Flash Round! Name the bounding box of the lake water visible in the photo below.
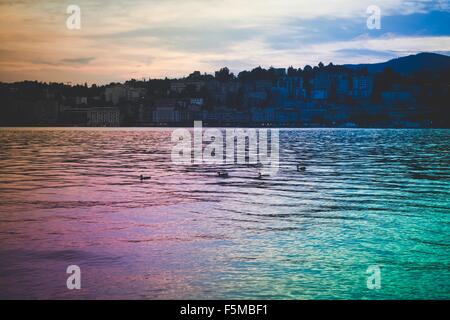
[0,128,449,299]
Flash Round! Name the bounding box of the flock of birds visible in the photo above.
[139,164,306,181]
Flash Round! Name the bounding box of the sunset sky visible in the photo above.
[0,0,449,84]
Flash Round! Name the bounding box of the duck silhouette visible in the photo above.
[258,172,270,179]
[297,164,306,172]
[140,174,151,181]
[217,171,229,178]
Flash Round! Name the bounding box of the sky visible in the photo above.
[0,0,449,84]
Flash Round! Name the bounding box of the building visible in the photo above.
[87,107,120,126]
[205,80,240,105]
[246,91,268,107]
[251,107,275,123]
[311,89,328,100]
[312,73,332,91]
[152,107,180,123]
[138,104,153,124]
[104,85,146,105]
[351,76,373,98]
[105,85,128,105]
[335,74,350,97]
[154,98,178,109]
[254,80,273,91]
[190,98,204,106]
[59,106,89,126]
[275,108,300,125]
[310,73,332,101]
[276,76,304,100]
[170,80,205,93]
[127,87,146,101]
[381,90,415,106]
[33,100,59,124]
[75,96,88,105]
[202,107,250,124]
[273,68,286,77]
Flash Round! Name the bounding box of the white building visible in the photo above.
[87,107,120,126]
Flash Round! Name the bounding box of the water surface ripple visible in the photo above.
[0,128,449,299]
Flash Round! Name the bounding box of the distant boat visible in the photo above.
[297,164,306,172]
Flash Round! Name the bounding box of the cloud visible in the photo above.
[95,25,258,53]
[60,57,95,65]
[0,0,449,83]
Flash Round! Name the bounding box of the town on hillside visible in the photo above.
[1,53,449,128]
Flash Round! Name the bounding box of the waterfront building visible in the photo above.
[251,107,275,123]
[87,107,120,126]
[152,106,180,124]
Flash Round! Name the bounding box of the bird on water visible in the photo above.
[217,171,229,178]
[258,172,270,179]
[140,174,151,181]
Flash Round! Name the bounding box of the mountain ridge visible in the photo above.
[343,52,450,74]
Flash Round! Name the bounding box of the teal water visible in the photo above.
[0,128,449,299]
